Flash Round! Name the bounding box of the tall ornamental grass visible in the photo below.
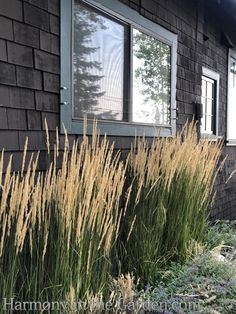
[0,120,225,306]
[121,121,224,284]
[0,121,129,302]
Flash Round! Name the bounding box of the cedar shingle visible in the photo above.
[16,66,42,90]
[49,14,59,35]
[41,111,59,130]
[34,49,59,73]
[0,62,16,86]
[9,87,35,109]
[40,30,51,52]
[7,42,34,68]
[0,0,23,21]
[0,16,13,40]
[0,130,19,151]
[24,3,50,31]
[43,72,59,93]
[35,91,59,112]
[0,108,8,129]
[27,110,42,130]
[48,0,59,16]
[14,21,39,48]
[19,130,45,150]
[28,0,48,10]
[0,85,10,107]
[0,40,7,62]
[7,108,27,130]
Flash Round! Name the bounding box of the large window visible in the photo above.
[227,50,236,145]
[201,67,219,137]
[61,0,177,136]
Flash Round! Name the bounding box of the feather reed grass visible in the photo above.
[0,119,225,307]
[120,121,224,284]
[0,120,129,303]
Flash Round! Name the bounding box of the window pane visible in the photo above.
[228,57,236,139]
[132,28,171,125]
[206,98,213,116]
[202,107,206,130]
[206,81,213,99]
[202,79,206,98]
[201,76,215,134]
[206,115,212,133]
[73,2,125,120]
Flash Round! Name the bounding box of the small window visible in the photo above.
[61,0,177,136]
[201,67,219,137]
[227,50,236,145]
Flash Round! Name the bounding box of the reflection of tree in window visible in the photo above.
[133,29,171,125]
[73,2,124,120]
[74,4,104,117]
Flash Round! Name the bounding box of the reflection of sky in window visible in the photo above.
[132,28,171,125]
[228,57,236,139]
[73,4,124,120]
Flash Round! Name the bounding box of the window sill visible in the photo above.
[61,119,175,137]
[226,139,236,146]
[200,133,223,142]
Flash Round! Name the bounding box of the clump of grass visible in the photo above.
[121,121,224,284]
[206,220,236,249]
[0,120,129,302]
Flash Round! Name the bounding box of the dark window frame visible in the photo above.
[60,0,177,136]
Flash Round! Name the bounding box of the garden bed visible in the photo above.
[109,221,236,314]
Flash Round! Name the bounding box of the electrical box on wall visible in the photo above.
[194,102,203,120]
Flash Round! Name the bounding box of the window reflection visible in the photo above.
[132,28,171,125]
[73,2,125,120]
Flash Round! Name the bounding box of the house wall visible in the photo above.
[0,0,235,218]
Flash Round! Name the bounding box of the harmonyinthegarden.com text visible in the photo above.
[1,298,203,312]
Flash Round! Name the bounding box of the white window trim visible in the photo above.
[60,0,178,137]
[227,49,236,146]
[201,67,220,139]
